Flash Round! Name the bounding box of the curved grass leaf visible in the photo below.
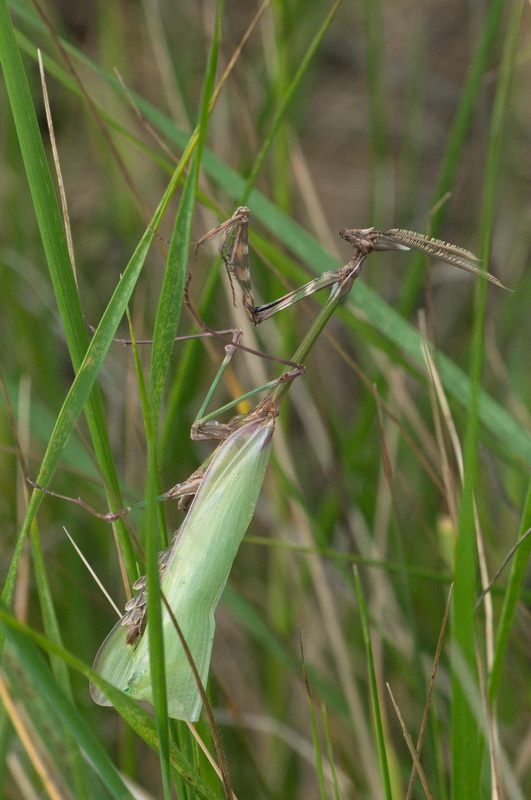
[0,603,222,800]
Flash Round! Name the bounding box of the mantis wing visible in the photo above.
[91,415,275,721]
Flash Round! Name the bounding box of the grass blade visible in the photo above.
[144,6,222,795]
[354,568,392,799]
[0,603,222,799]
[450,4,524,797]
[0,612,134,799]
[240,0,343,203]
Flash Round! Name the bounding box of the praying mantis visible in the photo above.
[90,402,281,720]
[35,207,504,721]
[196,206,505,327]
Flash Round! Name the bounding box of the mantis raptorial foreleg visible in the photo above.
[195,205,255,320]
[196,208,506,327]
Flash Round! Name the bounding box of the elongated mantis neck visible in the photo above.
[272,254,365,406]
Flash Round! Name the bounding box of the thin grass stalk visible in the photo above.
[268,1,293,214]
[320,704,341,800]
[301,636,330,800]
[354,568,393,799]
[484,0,529,703]
[142,6,223,796]
[361,0,391,226]
[489,481,531,702]
[240,0,343,204]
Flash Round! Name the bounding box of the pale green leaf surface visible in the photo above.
[91,417,275,720]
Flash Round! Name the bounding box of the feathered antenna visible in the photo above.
[376,228,508,289]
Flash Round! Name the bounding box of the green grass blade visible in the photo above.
[361,0,390,226]
[0,7,141,792]
[449,170,483,800]
[321,704,341,800]
[451,4,524,797]
[0,0,138,589]
[0,604,222,799]
[148,34,218,419]
[3,229,154,617]
[354,568,393,799]
[144,7,222,795]
[301,649,329,800]
[489,478,531,701]
[1,612,134,799]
